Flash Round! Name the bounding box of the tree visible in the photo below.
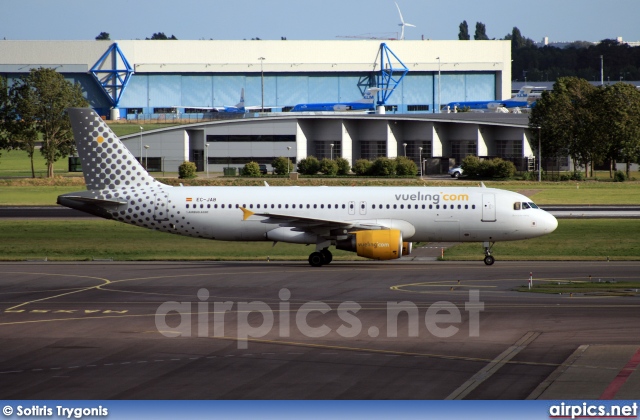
[10,68,88,177]
[147,32,177,40]
[530,77,598,177]
[95,32,110,40]
[590,83,640,178]
[335,157,351,175]
[271,156,293,175]
[0,76,10,153]
[458,21,470,40]
[241,161,262,177]
[474,22,489,40]
[297,156,320,175]
[319,158,338,176]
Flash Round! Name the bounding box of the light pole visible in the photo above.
[144,145,149,170]
[403,142,407,157]
[436,57,441,113]
[537,126,542,182]
[286,146,292,174]
[258,57,265,112]
[205,143,209,178]
[419,146,423,177]
[330,143,334,160]
[139,126,143,164]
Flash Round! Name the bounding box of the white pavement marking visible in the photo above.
[527,344,590,400]
[446,331,541,400]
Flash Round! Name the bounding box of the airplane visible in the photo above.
[445,86,541,112]
[289,88,381,113]
[58,108,558,267]
[175,88,261,114]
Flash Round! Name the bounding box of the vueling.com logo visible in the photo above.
[394,191,470,204]
[357,241,390,249]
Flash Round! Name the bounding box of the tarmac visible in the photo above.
[1,259,639,399]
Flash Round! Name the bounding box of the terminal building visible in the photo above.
[1,39,541,173]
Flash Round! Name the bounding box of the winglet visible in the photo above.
[480,182,487,188]
[240,207,255,221]
[264,181,270,187]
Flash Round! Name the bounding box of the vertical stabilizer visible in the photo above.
[67,108,159,191]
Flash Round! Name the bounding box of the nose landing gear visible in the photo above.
[483,241,495,266]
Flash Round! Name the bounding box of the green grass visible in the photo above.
[443,219,640,261]
[0,220,360,261]
[0,218,637,262]
[107,123,181,137]
[0,149,70,177]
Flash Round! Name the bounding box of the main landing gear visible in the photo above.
[309,248,332,267]
[483,241,495,266]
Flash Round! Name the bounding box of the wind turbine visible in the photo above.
[395,2,416,40]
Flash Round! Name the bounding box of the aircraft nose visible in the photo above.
[543,211,558,233]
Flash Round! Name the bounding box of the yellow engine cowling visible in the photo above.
[402,242,412,256]
[336,229,403,260]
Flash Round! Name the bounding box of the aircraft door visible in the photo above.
[348,201,355,215]
[481,194,496,222]
[153,194,169,221]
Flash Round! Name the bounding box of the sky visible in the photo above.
[1,0,639,43]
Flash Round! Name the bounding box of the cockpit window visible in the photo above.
[522,202,531,209]
[528,202,539,209]
[513,202,521,210]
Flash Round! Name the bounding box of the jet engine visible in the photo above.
[336,230,403,260]
[402,241,412,256]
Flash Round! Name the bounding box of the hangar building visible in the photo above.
[2,40,540,173]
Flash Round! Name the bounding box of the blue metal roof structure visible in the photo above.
[376,43,409,105]
[90,43,134,107]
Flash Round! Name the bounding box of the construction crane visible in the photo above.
[336,33,397,40]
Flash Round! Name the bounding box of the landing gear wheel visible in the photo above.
[308,252,324,267]
[483,255,495,266]
[320,249,333,265]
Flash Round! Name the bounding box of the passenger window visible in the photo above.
[307,204,311,209]
[285,204,289,209]
[186,204,189,208]
[328,204,332,209]
[472,205,476,209]
[221,204,225,208]
[458,205,461,209]
[422,205,426,209]
[514,202,521,210]
[200,204,204,209]
[278,204,281,209]
[436,205,440,209]
[208,204,211,209]
[464,205,468,209]
[292,204,295,209]
[271,204,275,209]
[443,205,447,209]
[350,203,354,209]
[393,204,397,209]
[429,204,433,209]
[372,204,375,209]
[314,204,317,209]
[321,204,324,209]
[342,204,345,209]
[249,204,253,209]
[386,204,390,209]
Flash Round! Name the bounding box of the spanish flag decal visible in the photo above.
[186,198,193,202]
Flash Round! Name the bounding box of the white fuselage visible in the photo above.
[103,185,557,244]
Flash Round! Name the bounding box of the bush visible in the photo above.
[613,170,626,182]
[352,159,372,176]
[335,157,351,175]
[370,157,396,176]
[319,158,339,175]
[460,156,515,179]
[241,161,262,177]
[272,156,293,175]
[178,161,197,179]
[460,155,481,178]
[493,158,516,178]
[297,156,320,175]
[394,156,418,176]
[570,171,584,181]
[521,171,534,181]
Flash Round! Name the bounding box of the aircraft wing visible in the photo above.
[240,208,390,231]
